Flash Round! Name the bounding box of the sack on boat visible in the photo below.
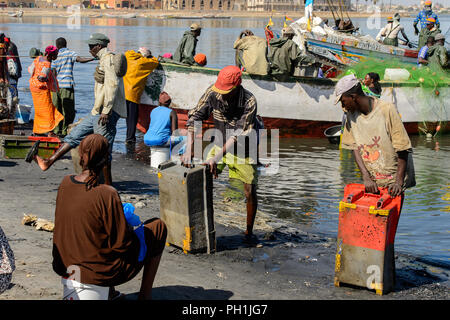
[112,53,127,78]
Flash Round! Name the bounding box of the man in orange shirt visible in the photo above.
[123,47,159,145]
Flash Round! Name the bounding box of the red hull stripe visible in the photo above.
[137,104,446,138]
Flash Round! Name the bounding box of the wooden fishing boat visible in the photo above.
[8,10,23,18]
[0,135,61,159]
[291,21,419,70]
[304,32,419,68]
[105,13,136,19]
[137,63,450,138]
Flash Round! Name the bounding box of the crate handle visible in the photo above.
[376,194,392,209]
[339,201,356,212]
[346,190,364,203]
[369,206,390,216]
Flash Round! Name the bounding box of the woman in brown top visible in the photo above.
[52,134,167,300]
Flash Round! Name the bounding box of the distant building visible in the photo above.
[6,0,36,7]
[246,0,352,12]
[162,0,236,10]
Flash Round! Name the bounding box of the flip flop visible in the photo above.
[109,290,125,301]
[25,140,40,163]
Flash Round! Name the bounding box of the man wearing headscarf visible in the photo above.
[123,47,159,145]
[414,1,440,35]
[267,26,314,76]
[376,14,411,47]
[173,23,201,66]
[181,66,260,243]
[33,33,126,186]
[52,134,167,300]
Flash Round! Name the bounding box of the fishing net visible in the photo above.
[340,57,450,87]
[340,57,449,136]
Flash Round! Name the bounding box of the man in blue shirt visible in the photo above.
[413,1,440,36]
[144,91,186,151]
[417,36,435,67]
[305,0,314,30]
[52,37,94,137]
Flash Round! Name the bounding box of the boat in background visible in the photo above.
[291,17,418,71]
[8,10,23,18]
[105,13,136,19]
[136,63,449,138]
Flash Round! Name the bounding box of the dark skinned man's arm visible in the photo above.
[353,149,378,194]
[389,150,408,197]
[76,56,95,63]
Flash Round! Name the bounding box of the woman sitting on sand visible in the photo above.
[28,45,63,137]
[52,134,167,300]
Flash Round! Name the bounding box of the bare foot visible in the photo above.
[35,155,50,171]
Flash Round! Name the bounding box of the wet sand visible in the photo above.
[0,149,448,300]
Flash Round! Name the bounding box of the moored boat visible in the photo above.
[137,63,450,138]
[8,10,23,18]
[291,18,419,70]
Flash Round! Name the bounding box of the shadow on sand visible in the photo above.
[0,160,17,167]
[113,180,158,195]
[123,285,234,300]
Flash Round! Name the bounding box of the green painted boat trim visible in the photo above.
[0,135,61,159]
[159,62,450,88]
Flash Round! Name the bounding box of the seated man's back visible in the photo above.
[234,35,269,76]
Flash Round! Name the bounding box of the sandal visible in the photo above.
[109,289,124,301]
[25,140,40,163]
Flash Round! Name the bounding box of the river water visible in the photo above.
[0,14,448,267]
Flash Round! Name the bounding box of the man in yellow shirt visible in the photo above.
[124,47,159,145]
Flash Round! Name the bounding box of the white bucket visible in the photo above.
[384,68,411,81]
[150,146,170,168]
[61,278,109,300]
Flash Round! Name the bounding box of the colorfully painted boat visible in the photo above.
[304,33,419,68]
[137,63,450,138]
[291,21,419,69]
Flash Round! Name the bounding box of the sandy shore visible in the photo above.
[0,137,449,300]
[1,7,416,19]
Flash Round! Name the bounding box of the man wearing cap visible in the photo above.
[52,37,95,137]
[34,33,127,186]
[417,18,441,50]
[181,65,260,243]
[267,26,313,76]
[428,34,449,73]
[336,74,414,199]
[173,24,201,66]
[376,14,411,47]
[414,1,440,36]
[123,47,159,146]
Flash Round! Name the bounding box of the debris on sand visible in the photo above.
[22,214,54,232]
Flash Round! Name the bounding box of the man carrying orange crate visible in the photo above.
[335,74,415,201]
[333,74,416,295]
